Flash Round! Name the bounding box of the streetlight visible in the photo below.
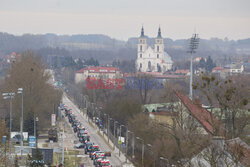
[114,121,118,149]
[147,144,155,167]
[2,92,15,159]
[119,124,124,156]
[127,130,135,159]
[160,156,169,167]
[17,88,24,159]
[136,136,144,167]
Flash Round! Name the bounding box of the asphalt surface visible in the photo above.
[62,94,123,167]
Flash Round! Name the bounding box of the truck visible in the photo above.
[48,128,58,142]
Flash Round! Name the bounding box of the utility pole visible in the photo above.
[188,33,199,100]
[136,137,144,167]
[62,122,64,165]
[119,125,124,156]
[17,88,24,159]
[2,92,15,160]
[125,129,128,163]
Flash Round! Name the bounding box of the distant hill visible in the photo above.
[0,32,125,54]
[0,32,249,64]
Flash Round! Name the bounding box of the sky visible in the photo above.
[0,0,249,40]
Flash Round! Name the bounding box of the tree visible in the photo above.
[1,51,62,134]
[199,58,206,69]
[193,74,249,139]
[27,148,44,167]
[205,56,216,72]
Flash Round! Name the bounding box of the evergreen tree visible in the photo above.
[27,148,45,167]
[199,58,206,69]
[205,56,216,72]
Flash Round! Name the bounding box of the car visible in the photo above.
[74,143,85,149]
[84,142,93,154]
[94,157,105,166]
[99,159,112,167]
[11,133,23,144]
[89,145,100,159]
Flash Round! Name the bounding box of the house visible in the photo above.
[75,66,123,84]
[174,69,190,76]
[6,52,21,63]
[174,90,223,135]
[224,64,244,74]
[143,103,177,125]
[187,137,250,167]
[212,66,225,73]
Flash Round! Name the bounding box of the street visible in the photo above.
[62,93,123,167]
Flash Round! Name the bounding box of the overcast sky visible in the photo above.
[0,0,249,40]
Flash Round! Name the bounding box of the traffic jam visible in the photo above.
[62,105,112,167]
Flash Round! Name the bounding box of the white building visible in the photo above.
[75,66,123,84]
[136,27,173,73]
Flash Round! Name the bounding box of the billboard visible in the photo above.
[29,136,36,147]
[51,114,56,126]
[11,132,28,141]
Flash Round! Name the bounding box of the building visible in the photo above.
[224,64,244,74]
[136,27,173,73]
[6,52,21,63]
[75,66,123,83]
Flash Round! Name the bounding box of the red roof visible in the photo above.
[77,66,122,73]
[212,66,224,72]
[174,90,223,135]
[175,69,190,74]
[124,72,185,79]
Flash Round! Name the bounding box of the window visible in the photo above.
[157,54,159,58]
[148,61,151,71]
[140,54,142,58]
[140,63,142,68]
[157,46,159,52]
[140,45,142,52]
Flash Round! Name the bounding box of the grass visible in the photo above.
[52,150,81,166]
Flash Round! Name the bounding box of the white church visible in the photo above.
[136,27,173,73]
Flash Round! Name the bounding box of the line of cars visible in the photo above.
[63,105,112,167]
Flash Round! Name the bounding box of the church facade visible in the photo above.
[136,27,173,73]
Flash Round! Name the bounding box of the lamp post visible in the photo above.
[160,156,169,167]
[119,124,124,156]
[136,137,144,167]
[108,117,113,143]
[147,144,155,167]
[2,92,15,159]
[114,121,118,145]
[127,130,135,159]
[17,88,24,159]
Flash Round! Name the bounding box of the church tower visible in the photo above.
[154,27,164,59]
[137,26,147,71]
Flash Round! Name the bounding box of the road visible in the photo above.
[62,94,123,167]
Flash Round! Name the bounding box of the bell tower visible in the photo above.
[154,27,164,59]
[137,26,147,72]
[138,26,147,58]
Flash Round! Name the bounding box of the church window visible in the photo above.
[148,61,151,71]
[140,63,142,68]
[140,45,142,52]
[140,54,142,58]
[157,46,159,52]
[157,54,159,58]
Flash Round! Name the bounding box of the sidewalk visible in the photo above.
[87,116,134,167]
